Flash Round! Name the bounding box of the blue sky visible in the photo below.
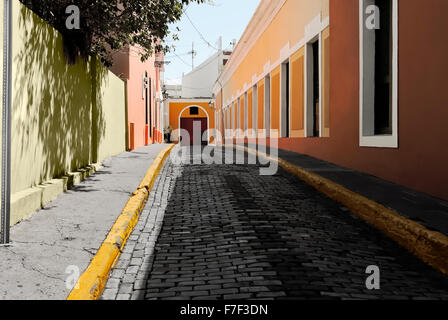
[163,0,261,84]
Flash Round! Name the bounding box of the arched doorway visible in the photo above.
[178,105,210,146]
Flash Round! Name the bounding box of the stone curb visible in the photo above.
[233,144,448,275]
[67,144,175,300]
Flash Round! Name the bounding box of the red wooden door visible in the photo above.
[180,118,208,146]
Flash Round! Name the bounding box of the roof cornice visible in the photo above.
[216,0,287,89]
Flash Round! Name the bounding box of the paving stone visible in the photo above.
[105,278,121,289]
[116,293,131,300]
[101,289,118,300]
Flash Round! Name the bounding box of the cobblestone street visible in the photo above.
[102,146,448,300]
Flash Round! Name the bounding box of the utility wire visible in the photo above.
[172,51,192,68]
[184,11,219,51]
[164,52,191,59]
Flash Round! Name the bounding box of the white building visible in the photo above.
[161,41,232,131]
[181,49,232,99]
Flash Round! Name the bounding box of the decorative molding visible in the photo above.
[280,42,291,63]
[218,0,287,86]
[223,13,330,107]
[305,13,322,42]
[167,98,212,104]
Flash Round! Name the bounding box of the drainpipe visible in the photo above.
[1,0,12,244]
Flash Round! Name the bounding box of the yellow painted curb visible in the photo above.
[67,144,175,300]
[232,144,448,275]
[138,144,175,190]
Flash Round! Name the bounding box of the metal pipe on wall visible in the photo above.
[1,0,12,244]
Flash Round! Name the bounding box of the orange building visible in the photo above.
[213,0,448,201]
[214,0,330,140]
[166,99,216,145]
[110,46,164,150]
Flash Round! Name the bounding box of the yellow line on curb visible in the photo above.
[232,144,448,275]
[67,144,175,300]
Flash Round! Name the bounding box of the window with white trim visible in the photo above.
[264,75,271,137]
[305,37,321,138]
[244,92,248,133]
[359,0,398,148]
[281,59,290,138]
[253,84,258,133]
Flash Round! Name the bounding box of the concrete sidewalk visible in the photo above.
[244,143,448,237]
[0,144,168,300]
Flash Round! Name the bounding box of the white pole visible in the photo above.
[1,0,12,244]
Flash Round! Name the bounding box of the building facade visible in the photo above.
[166,99,216,145]
[163,48,229,145]
[181,49,232,99]
[110,46,164,150]
[213,0,448,201]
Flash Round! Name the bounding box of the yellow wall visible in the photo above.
[97,70,127,161]
[290,47,305,137]
[240,95,245,131]
[247,88,253,130]
[218,0,330,139]
[257,79,264,134]
[223,0,329,103]
[271,66,280,134]
[234,101,238,130]
[11,1,126,194]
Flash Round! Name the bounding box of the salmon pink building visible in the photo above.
[213,0,448,201]
[110,46,164,150]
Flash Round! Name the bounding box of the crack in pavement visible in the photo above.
[5,247,65,283]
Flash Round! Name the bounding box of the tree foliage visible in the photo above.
[19,0,204,66]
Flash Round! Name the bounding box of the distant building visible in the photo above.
[162,43,231,144]
[181,50,232,99]
[109,46,165,150]
[164,84,182,99]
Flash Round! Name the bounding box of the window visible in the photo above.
[360,0,398,148]
[244,92,248,133]
[148,78,152,137]
[281,60,290,138]
[237,98,241,132]
[190,107,199,115]
[312,41,320,137]
[257,80,265,135]
[264,75,271,137]
[290,48,305,137]
[247,90,253,134]
[305,36,321,138]
[253,85,258,132]
[144,73,148,125]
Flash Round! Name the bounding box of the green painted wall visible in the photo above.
[96,64,127,162]
[10,1,126,194]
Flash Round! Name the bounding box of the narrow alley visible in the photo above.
[101,146,448,300]
[2,0,448,308]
